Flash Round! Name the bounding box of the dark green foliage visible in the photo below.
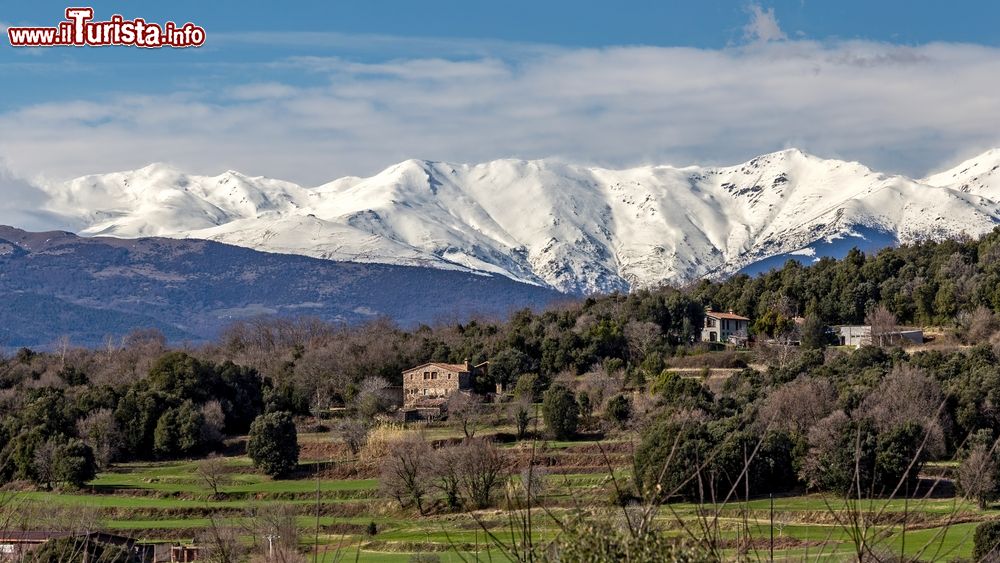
[695,229,1000,327]
[215,361,264,434]
[542,384,579,440]
[874,422,927,495]
[57,365,88,386]
[974,521,1000,561]
[153,401,205,458]
[634,416,797,501]
[604,394,632,427]
[489,347,534,391]
[799,313,828,350]
[52,438,98,487]
[247,411,299,478]
[802,417,926,497]
[633,418,713,500]
[512,373,547,402]
[148,352,216,402]
[652,371,714,411]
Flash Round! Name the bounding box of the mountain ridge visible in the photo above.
[33,148,1000,294]
[0,226,565,348]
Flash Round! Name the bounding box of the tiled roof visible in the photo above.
[705,310,750,321]
[403,361,469,373]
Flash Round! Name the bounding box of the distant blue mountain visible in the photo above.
[0,227,567,348]
[739,227,899,277]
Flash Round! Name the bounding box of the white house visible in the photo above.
[701,310,750,344]
[836,326,923,347]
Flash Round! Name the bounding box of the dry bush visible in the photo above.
[857,363,947,456]
[360,422,409,462]
[380,435,433,514]
[336,418,369,456]
[758,375,837,436]
[961,306,999,344]
[667,350,748,369]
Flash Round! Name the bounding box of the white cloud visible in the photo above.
[744,4,787,43]
[0,164,68,231]
[1,40,999,188]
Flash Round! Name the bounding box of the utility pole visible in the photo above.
[769,493,774,562]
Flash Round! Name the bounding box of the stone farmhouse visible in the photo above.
[701,309,750,344]
[402,360,488,407]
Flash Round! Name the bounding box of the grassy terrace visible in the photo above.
[1,423,986,562]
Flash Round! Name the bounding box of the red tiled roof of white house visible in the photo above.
[705,310,750,321]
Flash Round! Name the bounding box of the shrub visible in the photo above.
[247,411,299,478]
[542,384,579,440]
[975,521,1000,561]
[604,394,632,427]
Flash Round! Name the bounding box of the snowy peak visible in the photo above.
[921,149,1000,198]
[33,149,1000,294]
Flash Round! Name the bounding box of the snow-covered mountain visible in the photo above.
[38,149,1000,294]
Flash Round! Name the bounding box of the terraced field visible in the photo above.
[1,427,989,561]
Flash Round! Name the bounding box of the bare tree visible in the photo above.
[248,503,302,563]
[799,410,851,491]
[758,375,837,437]
[519,464,547,503]
[457,438,509,510]
[431,445,464,511]
[447,391,482,439]
[857,363,947,455]
[380,435,432,514]
[76,408,121,469]
[963,305,998,344]
[33,439,59,490]
[957,443,999,509]
[624,321,661,363]
[336,418,369,457]
[866,304,898,347]
[196,454,232,499]
[200,400,226,446]
[199,514,245,563]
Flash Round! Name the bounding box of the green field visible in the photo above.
[1,421,989,562]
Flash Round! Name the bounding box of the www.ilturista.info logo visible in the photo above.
[7,8,206,48]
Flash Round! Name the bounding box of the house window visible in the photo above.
[432,372,438,380]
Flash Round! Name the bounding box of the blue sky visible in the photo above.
[1,1,1000,190]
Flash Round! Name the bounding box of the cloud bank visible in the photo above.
[1,40,1000,186]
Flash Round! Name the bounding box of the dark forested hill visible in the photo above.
[0,227,567,347]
